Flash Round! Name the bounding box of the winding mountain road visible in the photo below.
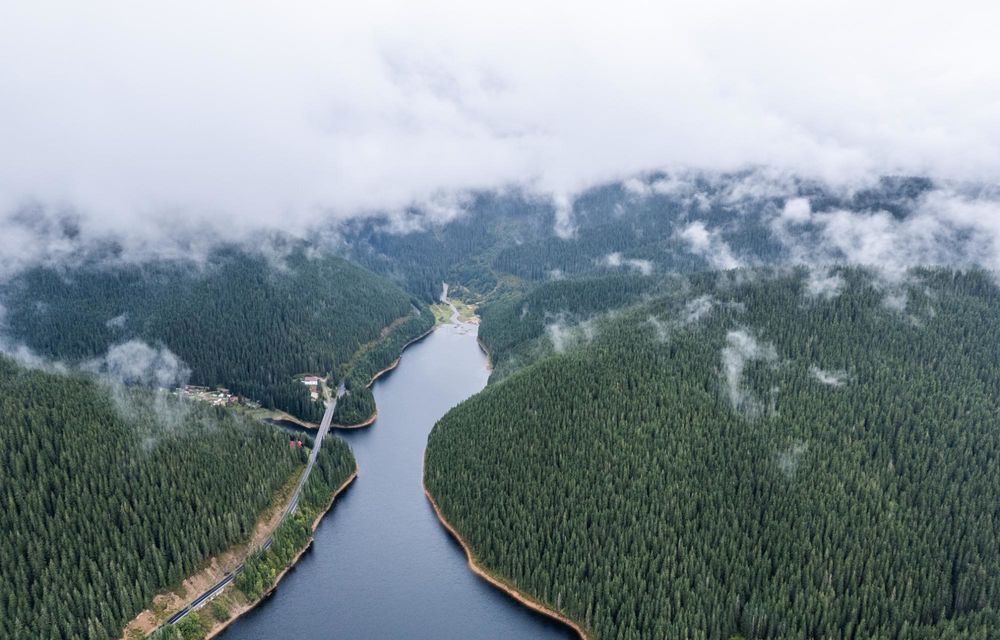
[160,391,340,630]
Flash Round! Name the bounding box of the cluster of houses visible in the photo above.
[175,385,259,409]
[173,376,324,410]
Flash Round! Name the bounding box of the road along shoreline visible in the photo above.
[140,395,343,638]
[203,467,358,639]
[421,476,588,640]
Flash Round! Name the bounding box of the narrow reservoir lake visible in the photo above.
[223,322,575,639]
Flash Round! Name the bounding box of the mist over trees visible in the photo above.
[426,268,1000,639]
[3,169,1000,639]
[1,2,997,636]
[339,172,999,303]
[0,356,350,640]
[0,247,423,422]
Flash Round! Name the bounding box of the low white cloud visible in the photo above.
[552,193,577,240]
[721,328,777,414]
[0,331,199,447]
[776,441,808,478]
[105,313,128,329]
[82,340,191,389]
[775,189,1000,279]
[646,315,670,342]
[0,340,68,374]
[623,177,652,198]
[780,197,812,224]
[0,302,67,372]
[0,1,996,275]
[809,366,848,387]
[600,252,654,275]
[602,252,624,267]
[545,313,598,353]
[678,221,742,270]
[881,287,910,312]
[645,293,717,342]
[804,267,845,299]
[682,294,715,324]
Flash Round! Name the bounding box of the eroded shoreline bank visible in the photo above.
[332,325,435,429]
[421,480,588,640]
[202,467,359,639]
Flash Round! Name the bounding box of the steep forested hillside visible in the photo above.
[0,357,354,640]
[150,432,356,640]
[477,273,662,378]
[1,247,426,421]
[426,268,1000,639]
[331,306,434,425]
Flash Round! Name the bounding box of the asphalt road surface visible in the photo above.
[160,394,338,629]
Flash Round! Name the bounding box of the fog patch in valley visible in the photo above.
[0,328,203,447]
[82,340,191,389]
[645,293,719,342]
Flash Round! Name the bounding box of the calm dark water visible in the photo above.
[223,323,575,639]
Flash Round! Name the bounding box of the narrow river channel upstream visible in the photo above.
[223,322,576,639]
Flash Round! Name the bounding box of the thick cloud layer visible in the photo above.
[1,0,997,264]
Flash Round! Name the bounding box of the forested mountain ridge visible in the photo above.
[2,168,996,640]
[426,267,1000,639]
[0,356,355,640]
[0,246,428,422]
[476,273,664,379]
[338,172,961,303]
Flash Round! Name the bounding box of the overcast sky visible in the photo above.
[1,0,998,247]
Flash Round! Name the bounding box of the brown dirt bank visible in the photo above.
[203,467,359,639]
[422,481,588,640]
[332,325,436,429]
[476,338,493,372]
[332,409,378,430]
[122,467,307,639]
[366,326,436,389]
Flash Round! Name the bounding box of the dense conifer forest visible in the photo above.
[0,247,424,421]
[331,307,434,425]
[426,268,1000,639]
[235,440,355,601]
[0,356,355,640]
[150,432,357,640]
[2,170,994,639]
[477,273,662,378]
[339,173,938,303]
